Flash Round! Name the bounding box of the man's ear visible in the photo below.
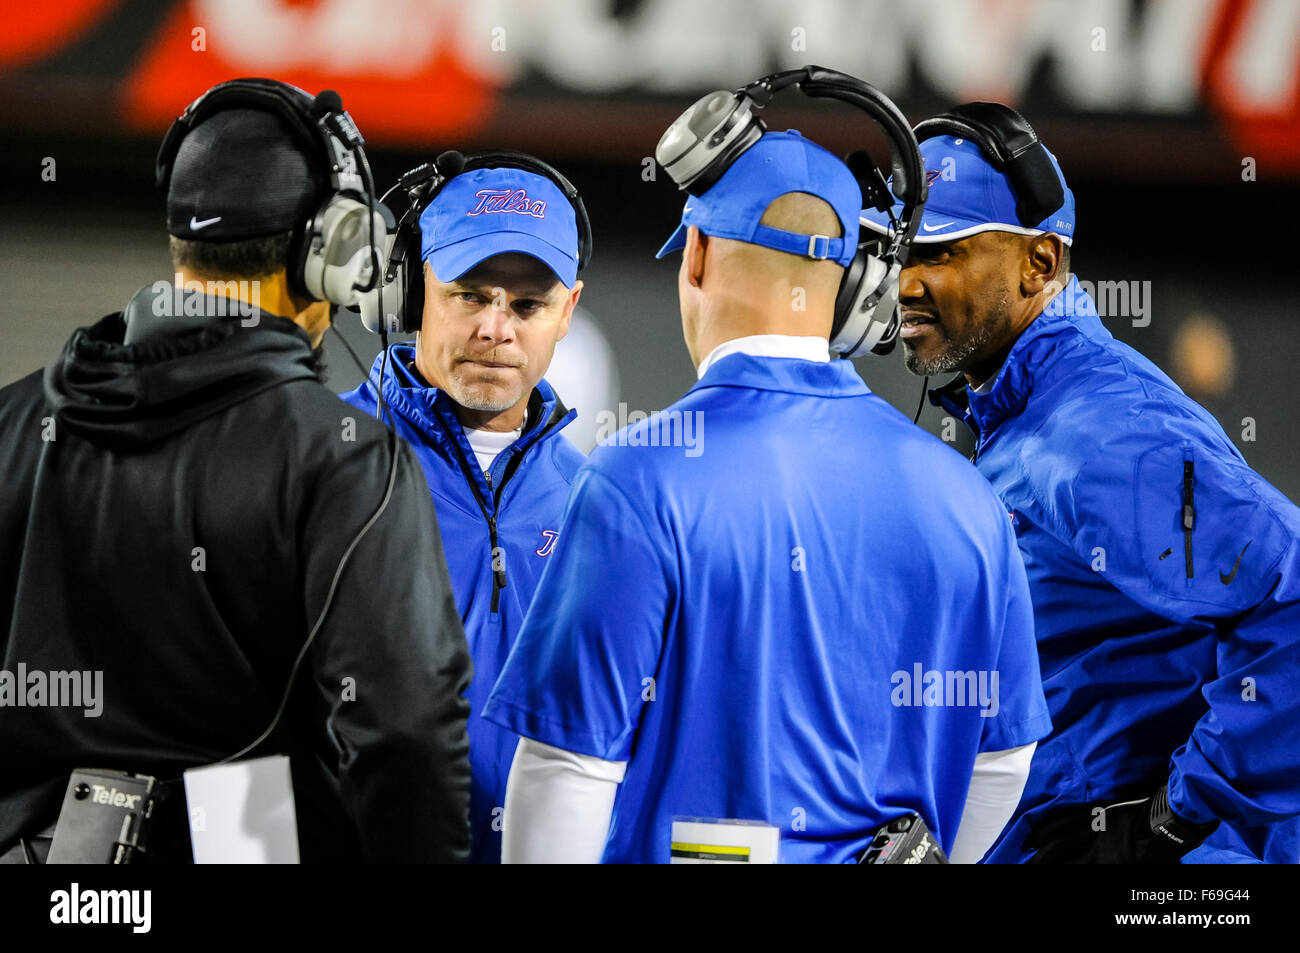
[1022,233,1063,297]
[683,226,708,289]
[556,279,581,343]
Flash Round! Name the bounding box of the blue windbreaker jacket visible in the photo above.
[340,343,584,863]
[930,276,1300,864]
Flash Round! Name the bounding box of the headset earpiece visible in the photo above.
[655,90,766,196]
[833,254,901,358]
[296,197,391,306]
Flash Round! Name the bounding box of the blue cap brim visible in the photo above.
[656,221,689,259]
[861,207,1074,245]
[429,231,578,287]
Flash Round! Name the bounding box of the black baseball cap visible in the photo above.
[165,105,327,242]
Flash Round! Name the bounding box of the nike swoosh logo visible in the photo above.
[1220,541,1252,584]
[189,215,222,230]
[921,221,954,231]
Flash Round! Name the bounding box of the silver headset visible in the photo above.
[156,78,389,309]
[656,66,927,358]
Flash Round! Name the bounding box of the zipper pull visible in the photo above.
[1181,460,1196,579]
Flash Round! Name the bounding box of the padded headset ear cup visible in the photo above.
[831,252,898,358]
[298,196,385,306]
[286,203,324,301]
[684,117,764,197]
[402,253,426,333]
[832,250,870,340]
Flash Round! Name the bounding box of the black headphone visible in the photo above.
[653,65,927,358]
[356,149,592,334]
[156,77,390,307]
[912,101,1064,229]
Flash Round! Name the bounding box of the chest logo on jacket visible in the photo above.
[536,530,559,557]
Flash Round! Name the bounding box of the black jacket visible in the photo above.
[0,290,472,862]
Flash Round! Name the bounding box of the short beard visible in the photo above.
[444,348,526,413]
[901,285,1011,377]
[447,385,518,413]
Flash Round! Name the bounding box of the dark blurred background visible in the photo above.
[2,0,1297,496]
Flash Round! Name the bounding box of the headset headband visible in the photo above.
[912,102,1064,229]
[389,149,591,272]
[155,78,365,201]
[738,66,927,256]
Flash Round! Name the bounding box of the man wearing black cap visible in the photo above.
[0,79,472,863]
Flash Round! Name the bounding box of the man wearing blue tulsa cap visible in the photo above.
[483,129,1052,863]
[863,102,1300,864]
[339,157,587,864]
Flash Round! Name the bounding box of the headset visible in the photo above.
[653,65,927,358]
[355,149,592,335]
[156,77,390,308]
[912,101,1064,230]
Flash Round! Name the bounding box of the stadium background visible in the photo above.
[2,0,1297,497]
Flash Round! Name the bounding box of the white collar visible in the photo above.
[696,334,831,380]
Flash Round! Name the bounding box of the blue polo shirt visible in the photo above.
[485,353,1051,863]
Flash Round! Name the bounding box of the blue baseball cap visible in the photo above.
[656,130,861,269]
[860,135,1075,245]
[420,167,579,287]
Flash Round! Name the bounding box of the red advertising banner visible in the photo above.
[3,0,1299,176]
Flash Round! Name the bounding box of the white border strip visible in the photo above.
[860,217,1074,246]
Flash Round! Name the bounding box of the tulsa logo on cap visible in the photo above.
[467,188,548,218]
[421,167,579,286]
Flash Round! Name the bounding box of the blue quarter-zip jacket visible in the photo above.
[930,277,1300,864]
[340,343,584,863]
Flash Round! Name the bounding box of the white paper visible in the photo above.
[184,755,300,864]
[669,817,780,864]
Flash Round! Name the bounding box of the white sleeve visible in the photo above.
[500,737,627,864]
[948,742,1036,864]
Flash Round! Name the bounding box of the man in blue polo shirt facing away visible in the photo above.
[484,130,1053,864]
[340,160,586,863]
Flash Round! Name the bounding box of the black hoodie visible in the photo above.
[0,289,472,862]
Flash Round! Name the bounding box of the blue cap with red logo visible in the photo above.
[420,167,580,287]
[860,134,1075,245]
[656,130,861,269]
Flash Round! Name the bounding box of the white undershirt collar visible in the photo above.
[466,410,526,474]
[695,334,831,380]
